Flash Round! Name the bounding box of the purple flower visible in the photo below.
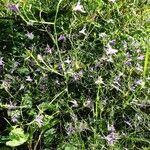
[73,70,83,81]
[58,63,63,73]
[134,79,145,88]
[26,32,34,40]
[10,110,20,123]
[45,44,52,53]
[8,101,17,110]
[66,123,75,135]
[106,132,117,145]
[109,40,116,46]
[35,115,44,127]
[137,54,144,60]
[124,53,132,65]
[11,114,20,123]
[58,35,65,42]
[106,44,118,55]
[134,79,144,86]
[106,125,118,145]
[0,57,4,66]
[95,63,101,69]
[8,3,19,12]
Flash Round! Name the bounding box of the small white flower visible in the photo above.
[108,124,115,132]
[95,76,104,85]
[45,44,52,53]
[70,100,78,107]
[26,76,33,82]
[73,1,85,13]
[83,98,93,108]
[137,54,144,60]
[79,26,86,35]
[19,84,25,90]
[37,54,43,62]
[26,32,34,40]
[64,58,71,64]
[106,44,118,55]
[99,32,107,38]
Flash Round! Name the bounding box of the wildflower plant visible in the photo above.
[0,0,150,149]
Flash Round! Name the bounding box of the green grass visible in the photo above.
[0,0,150,149]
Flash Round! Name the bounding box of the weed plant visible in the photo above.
[0,0,150,150]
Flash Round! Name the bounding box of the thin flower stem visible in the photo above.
[30,52,64,76]
[34,131,43,150]
[53,0,65,74]
[143,46,149,77]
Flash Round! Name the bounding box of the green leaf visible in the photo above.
[6,127,29,147]
[17,67,29,74]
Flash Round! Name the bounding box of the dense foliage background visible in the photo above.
[0,0,150,149]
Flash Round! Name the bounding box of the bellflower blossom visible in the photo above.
[73,70,83,81]
[70,100,78,108]
[66,123,75,135]
[8,3,19,12]
[35,115,44,127]
[95,76,104,85]
[26,76,33,82]
[26,32,34,40]
[45,44,52,53]
[137,54,144,60]
[0,57,4,66]
[11,114,20,123]
[105,125,118,145]
[79,26,86,35]
[106,44,118,55]
[73,1,85,13]
[64,57,71,64]
[58,35,65,42]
